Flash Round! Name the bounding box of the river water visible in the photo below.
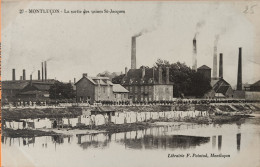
[2,114,260,167]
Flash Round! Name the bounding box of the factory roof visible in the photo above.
[75,76,113,86]
[121,68,173,85]
[112,84,129,93]
[210,78,232,96]
[250,80,260,87]
[198,65,211,70]
[2,81,30,90]
[2,79,56,90]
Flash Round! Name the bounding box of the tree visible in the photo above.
[49,81,76,100]
[112,74,125,84]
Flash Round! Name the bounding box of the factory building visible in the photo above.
[113,84,129,102]
[121,66,173,102]
[2,61,56,102]
[198,52,233,98]
[75,73,129,104]
[120,36,174,102]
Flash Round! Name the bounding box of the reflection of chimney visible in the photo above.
[213,43,218,78]
[125,67,128,75]
[23,69,26,80]
[218,135,222,151]
[44,61,47,81]
[42,62,44,82]
[212,136,216,149]
[142,67,145,79]
[131,37,136,69]
[38,70,41,80]
[219,53,223,79]
[158,66,162,84]
[192,38,197,71]
[166,67,169,84]
[237,48,242,91]
[237,133,241,152]
[12,69,16,81]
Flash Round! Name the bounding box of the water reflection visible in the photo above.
[212,136,216,149]
[218,135,222,151]
[237,133,241,152]
[76,129,210,150]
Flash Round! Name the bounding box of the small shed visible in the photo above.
[91,106,116,123]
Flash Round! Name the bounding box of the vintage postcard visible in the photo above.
[1,0,260,167]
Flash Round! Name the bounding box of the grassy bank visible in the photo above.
[2,104,260,121]
[2,107,82,121]
[2,129,63,138]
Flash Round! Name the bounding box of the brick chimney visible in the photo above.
[192,37,197,71]
[219,53,223,79]
[42,62,44,82]
[38,70,41,80]
[158,66,162,84]
[166,67,169,84]
[83,73,88,77]
[12,69,16,81]
[23,69,26,80]
[237,47,242,90]
[30,74,32,86]
[131,36,136,69]
[44,61,47,81]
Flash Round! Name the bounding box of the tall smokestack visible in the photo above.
[219,53,223,79]
[12,69,16,81]
[23,69,26,80]
[131,36,137,69]
[192,37,197,71]
[42,62,44,82]
[213,36,219,79]
[30,74,32,86]
[237,47,242,90]
[20,76,23,80]
[38,70,41,80]
[44,61,47,81]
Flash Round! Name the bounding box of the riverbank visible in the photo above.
[2,129,64,138]
[2,103,260,121]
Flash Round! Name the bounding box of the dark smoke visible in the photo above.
[194,20,206,39]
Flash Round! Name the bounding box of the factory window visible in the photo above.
[129,87,132,93]
[114,94,117,98]
[103,87,106,93]
[141,86,144,92]
[135,86,138,93]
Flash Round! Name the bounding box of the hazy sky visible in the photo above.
[2,1,260,86]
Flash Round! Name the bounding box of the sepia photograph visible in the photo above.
[1,1,260,167]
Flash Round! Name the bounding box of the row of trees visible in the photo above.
[112,59,212,98]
